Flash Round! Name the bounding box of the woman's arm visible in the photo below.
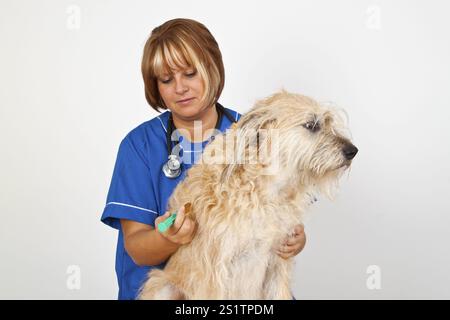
[121,220,178,266]
[121,205,197,266]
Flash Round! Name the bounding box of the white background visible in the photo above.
[1,0,449,299]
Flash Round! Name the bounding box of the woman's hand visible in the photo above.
[276,224,306,259]
[155,204,197,245]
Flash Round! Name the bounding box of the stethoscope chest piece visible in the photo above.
[162,154,182,178]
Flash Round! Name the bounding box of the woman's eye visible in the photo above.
[185,71,197,77]
[303,121,320,132]
[160,78,172,84]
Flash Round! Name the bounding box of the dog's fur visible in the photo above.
[138,90,358,299]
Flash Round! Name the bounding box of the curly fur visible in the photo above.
[138,90,357,299]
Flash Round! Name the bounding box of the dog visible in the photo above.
[138,90,358,299]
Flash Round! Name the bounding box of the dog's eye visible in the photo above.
[303,121,320,132]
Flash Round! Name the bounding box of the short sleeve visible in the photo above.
[101,136,159,230]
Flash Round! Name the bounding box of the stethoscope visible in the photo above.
[162,103,237,179]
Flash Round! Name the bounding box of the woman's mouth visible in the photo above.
[177,97,195,105]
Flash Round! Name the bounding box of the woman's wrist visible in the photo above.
[155,227,181,249]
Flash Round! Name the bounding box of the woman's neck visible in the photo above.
[172,105,219,143]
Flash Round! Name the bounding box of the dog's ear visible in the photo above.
[219,108,278,183]
[238,108,277,130]
[250,118,277,155]
[259,118,277,130]
[237,111,277,144]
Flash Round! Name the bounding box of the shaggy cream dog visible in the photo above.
[138,90,358,299]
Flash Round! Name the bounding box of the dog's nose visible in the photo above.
[343,144,358,160]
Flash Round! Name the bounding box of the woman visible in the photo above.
[101,18,306,300]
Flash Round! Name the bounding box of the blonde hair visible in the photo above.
[141,18,225,112]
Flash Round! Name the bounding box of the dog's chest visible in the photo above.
[236,205,302,247]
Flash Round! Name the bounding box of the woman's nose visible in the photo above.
[174,78,188,94]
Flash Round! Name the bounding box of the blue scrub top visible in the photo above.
[101,106,241,300]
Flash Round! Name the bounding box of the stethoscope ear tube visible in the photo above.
[162,103,236,179]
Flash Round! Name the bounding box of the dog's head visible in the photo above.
[223,90,358,195]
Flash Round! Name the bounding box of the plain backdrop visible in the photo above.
[1,0,449,299]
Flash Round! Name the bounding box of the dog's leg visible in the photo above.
[262,257,294,300]
[138,270,186,300]
[224,248,272,299]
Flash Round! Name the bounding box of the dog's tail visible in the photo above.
[137,269,186,300]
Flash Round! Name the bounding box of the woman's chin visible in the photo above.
[173,108,199,119]
[171,104,208,120]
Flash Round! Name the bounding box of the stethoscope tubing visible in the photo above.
[163,103,236,179]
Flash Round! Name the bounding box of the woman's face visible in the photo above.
[157,67,208,121]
